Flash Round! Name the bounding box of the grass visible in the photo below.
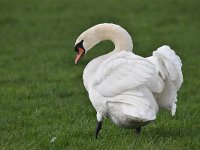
[0,0,200,149]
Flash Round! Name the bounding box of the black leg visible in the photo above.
[95,121,102,139]
[135,127,141,135]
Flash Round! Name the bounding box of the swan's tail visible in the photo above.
[152,45,183,116]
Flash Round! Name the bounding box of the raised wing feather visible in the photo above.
[153,46,183,90]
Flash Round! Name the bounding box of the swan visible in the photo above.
[74,23,183,139]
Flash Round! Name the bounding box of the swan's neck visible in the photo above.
[95,24,133,51]
[79,23,133,52]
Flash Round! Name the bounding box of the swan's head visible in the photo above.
[74,26,101,65]
[74,39,85,65]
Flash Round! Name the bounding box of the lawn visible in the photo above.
[0,0,200,149]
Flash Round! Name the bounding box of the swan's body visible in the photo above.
[74,23,183,138]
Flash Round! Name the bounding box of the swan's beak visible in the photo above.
[75,47,85,65]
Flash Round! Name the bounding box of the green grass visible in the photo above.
[0,0,200,149]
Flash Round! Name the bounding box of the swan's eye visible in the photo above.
[74,40,84,52]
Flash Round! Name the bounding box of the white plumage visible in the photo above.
[74,23,183,136]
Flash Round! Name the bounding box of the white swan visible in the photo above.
[74,23,183,138]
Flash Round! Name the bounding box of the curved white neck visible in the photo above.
[76,23,133,52]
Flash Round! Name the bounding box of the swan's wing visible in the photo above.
[92,51,157,97]
[150,45,183,116]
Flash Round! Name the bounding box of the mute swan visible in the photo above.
[74,23,183,139]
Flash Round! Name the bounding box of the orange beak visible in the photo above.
[75,47,85,65]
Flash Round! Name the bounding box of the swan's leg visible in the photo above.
[135,127,141,135]
[95,121,102,139]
